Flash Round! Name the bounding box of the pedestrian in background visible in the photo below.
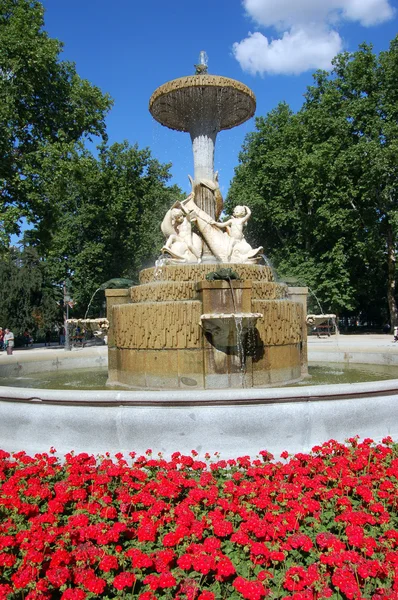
[23,329,31,347]
[4,328,14,355]
[0,328,4,352]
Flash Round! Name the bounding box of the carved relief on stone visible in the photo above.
[252,300,304,346]
[131,281,198,303]
[113,301,202,350]
[139,263,274,285]
[251,282,288,301]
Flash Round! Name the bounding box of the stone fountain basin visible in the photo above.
[1,338,398,458]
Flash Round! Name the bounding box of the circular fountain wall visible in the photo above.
[1,337,398,458]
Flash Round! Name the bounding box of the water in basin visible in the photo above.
[1,362,398,390]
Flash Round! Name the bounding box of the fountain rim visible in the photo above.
[2,378,398,406]
[149,74,256,132]
[1,344,398,406]
[2,346,398,459]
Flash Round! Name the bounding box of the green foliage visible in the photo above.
[228,37,398,321]
[0,246,60,336]
[30,141,183,315]
[0,0,112,247]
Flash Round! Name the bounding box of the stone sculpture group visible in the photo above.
[161,183,263,265]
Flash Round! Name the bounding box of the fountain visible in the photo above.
[2,55,398,459]
[106,55,308,389]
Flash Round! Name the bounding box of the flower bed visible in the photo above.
[0,438,398,599]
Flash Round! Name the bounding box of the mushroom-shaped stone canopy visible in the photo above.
[149,74,256,133]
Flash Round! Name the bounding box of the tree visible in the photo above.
[28,141,183,315]
[226,101,360,315]
[227,37,398,323]
[0,0,112,248]
[0,245,61,338]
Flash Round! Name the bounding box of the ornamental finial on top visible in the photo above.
[194,50,208,74]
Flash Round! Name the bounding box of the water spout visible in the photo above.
[307,286,324,315]
[199,50,208,67]
[84,287,102,320]
[226,277,237,313]
[194,50,208,74]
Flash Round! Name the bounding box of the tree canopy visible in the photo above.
[0,0,112,248]
[33,141,182,314]
[227,37,398,323]
[0,0,182,333]
[0,246,60,337]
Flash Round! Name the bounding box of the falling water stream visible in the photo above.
[307,286,324,315]
[234,315,247,388]
[84,287,102,320]
[224,277,247,387]
[154,256,167,280]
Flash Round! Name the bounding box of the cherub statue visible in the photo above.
[161,195,203,263]
[210,205,263,263]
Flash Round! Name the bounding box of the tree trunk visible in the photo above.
[387,223,398,328]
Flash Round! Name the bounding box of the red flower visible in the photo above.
[113,571,135,590]
[158,572,176,588]
[84,576,106,594]
[46,566,70,587]
[216,556,236,580]
[61,590,86,600]
[284,565,318,592]
[233,576,268,600]
[98,554,119,572]
[0,585,13,600]
[11,565,38,589]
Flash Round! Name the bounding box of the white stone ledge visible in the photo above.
[1,338,398,457]
[1,378,398,405]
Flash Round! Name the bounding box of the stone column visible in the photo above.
[190,122,217,224]
[190,127,216,183]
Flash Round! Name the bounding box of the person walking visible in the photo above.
[59,325,65,346]
[23,329,31,347]
[4,328,14,355]
[0,328,4,352]
[45,330,51,346]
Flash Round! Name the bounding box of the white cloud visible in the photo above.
[233,0,395,75]
[342,0,394,26]
[233,28,342,75]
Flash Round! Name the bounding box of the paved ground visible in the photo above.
[308,333,398,350]
[0,342,106,358]
[0,333,396,358]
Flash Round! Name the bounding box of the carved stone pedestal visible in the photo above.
[106,264,307,390]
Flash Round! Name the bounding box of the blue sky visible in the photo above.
[41,0,398,197]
